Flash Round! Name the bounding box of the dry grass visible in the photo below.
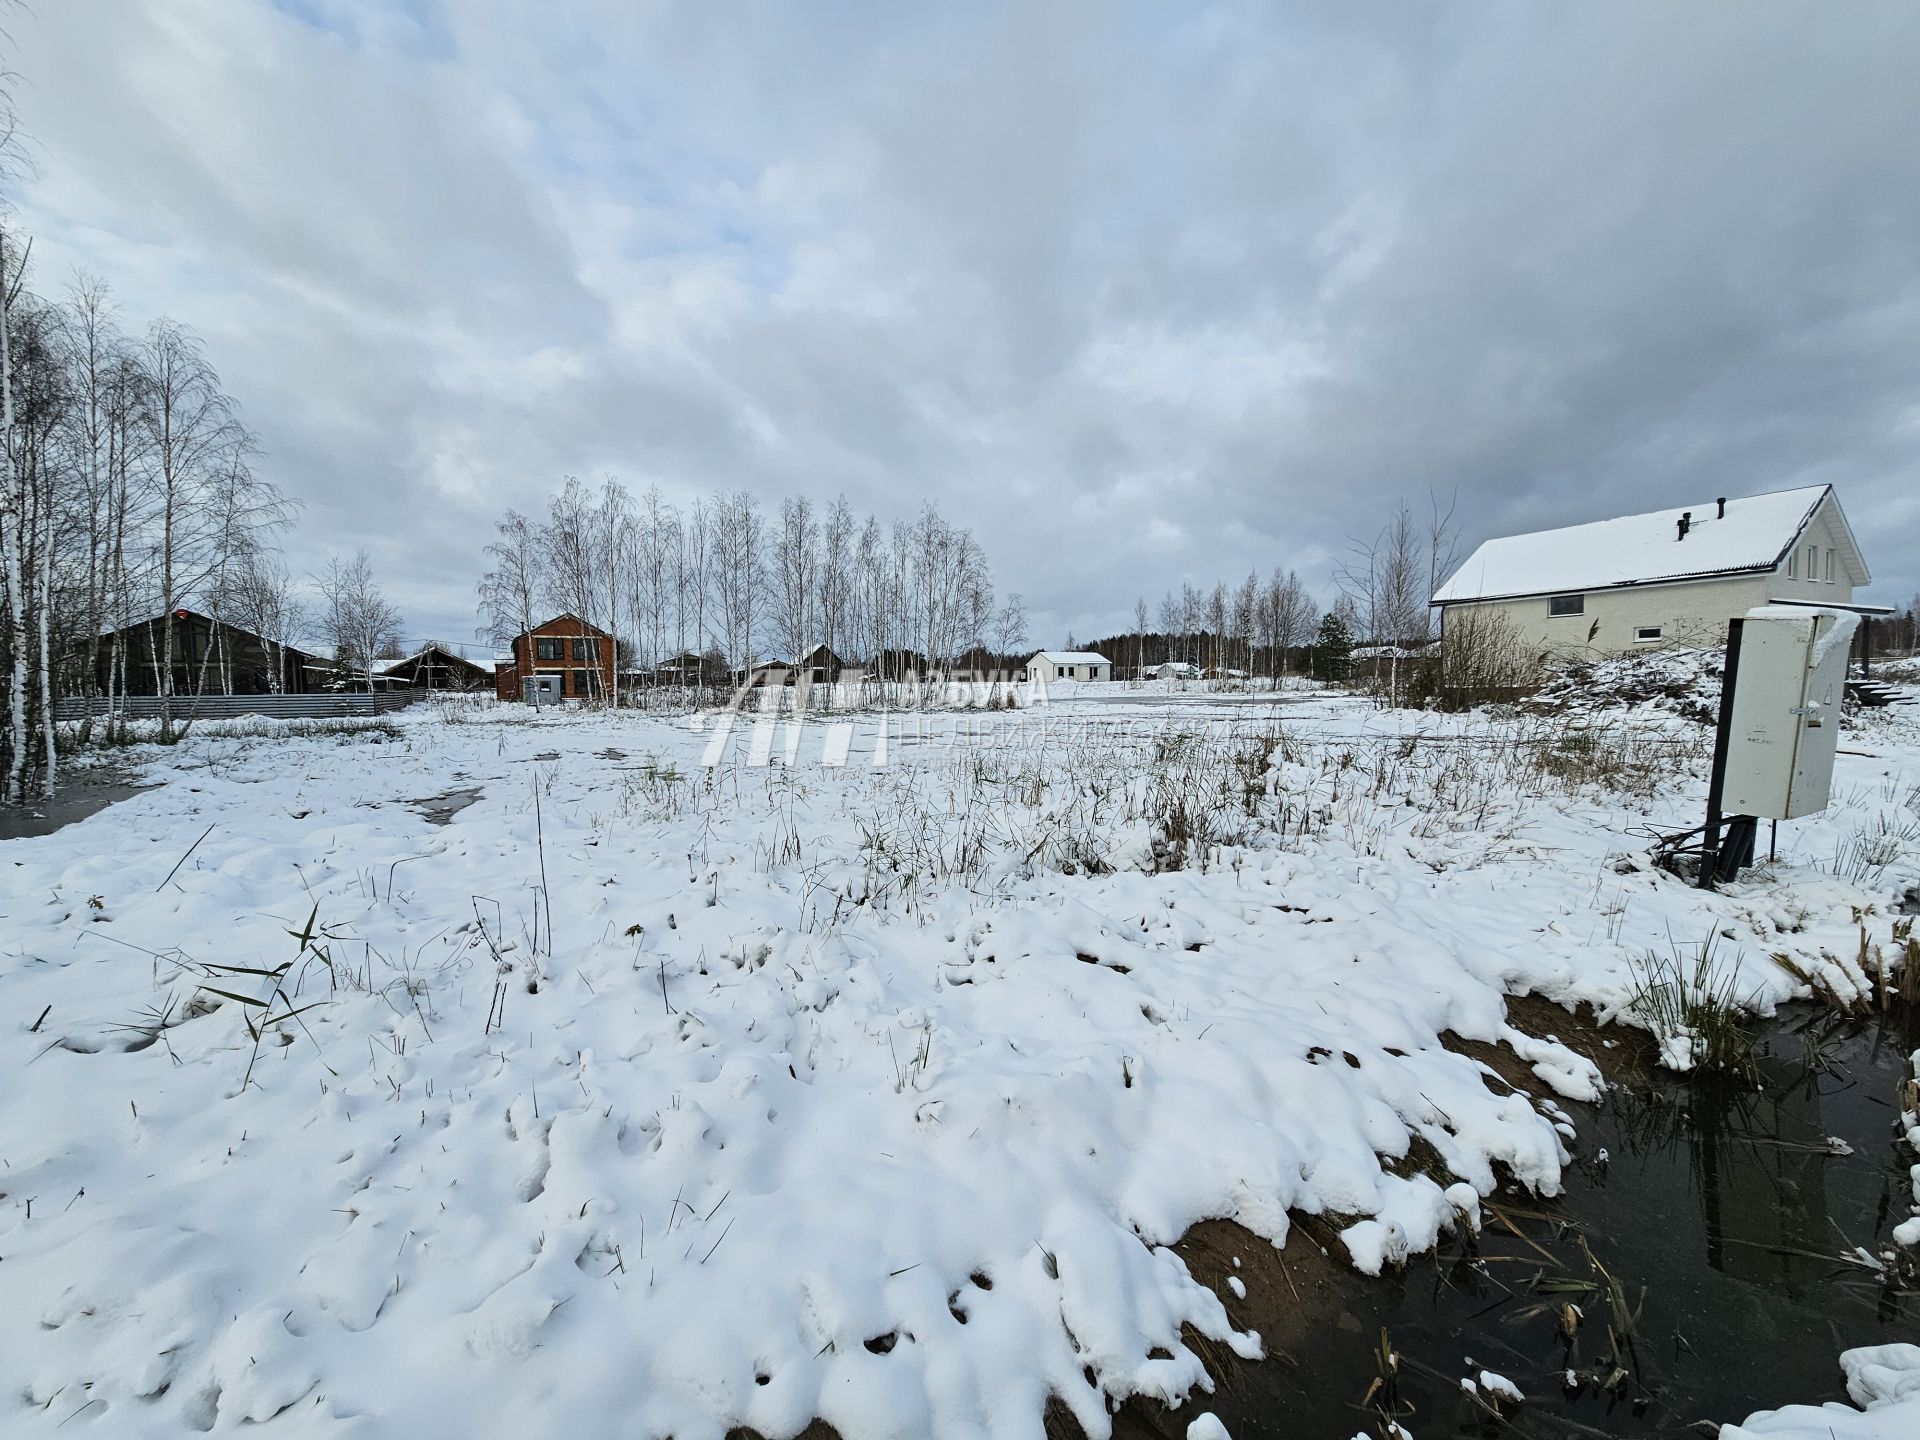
[564,710,1714,924]
[1772,917,1919,1019]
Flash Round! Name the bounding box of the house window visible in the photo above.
[1787,550,1798,578]
[1825,548,1835,583]
[534,637,563,662]
[1805,544,1818,578]
[571,637,599,661]
[570,669,590,695]
[1548,594,1584,617]
[1633,626,1662,643]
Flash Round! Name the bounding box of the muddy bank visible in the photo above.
[1106,997,1918,1440]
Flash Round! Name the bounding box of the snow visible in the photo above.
[1746,602,1862,658]
[3,686,1917,1437]
[1432,484,1829,603]
[1030,651,1112,665]
[1476,1370,1523,1404]
[1527,644,1725,725]
[1462,1368,1523,1407]
[1725,1345,1920,1439]
[1185,1415,1232,1440]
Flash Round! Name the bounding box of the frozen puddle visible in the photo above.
[407,785,483,825]
[0,773,152,840]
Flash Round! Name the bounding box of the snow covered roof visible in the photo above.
[1432,485,1863,605]
[1031,651,1111,665]
[1352,645,1425,660]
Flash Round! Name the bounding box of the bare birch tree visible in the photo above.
[477,509,543,648]
[316,549,402,691]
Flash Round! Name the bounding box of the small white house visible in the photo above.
[1027,650,1112,684]
[1146,660,1202,681]
[1431,485,1871,657]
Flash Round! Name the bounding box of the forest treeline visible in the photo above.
[477,479,1023,683]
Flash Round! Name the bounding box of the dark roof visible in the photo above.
[97,610,320,661]
[382,646,491,676]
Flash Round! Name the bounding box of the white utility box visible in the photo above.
[1719,606,1857,820]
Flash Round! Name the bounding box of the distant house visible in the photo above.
[84,610,317,696]
[300,642,412,691]
[494,614,617,702]
[737,645,850,689]
[1350,644,1428,661]
[740,656,795,688]
[1026,650,1112,684]
[1431,485,1873,656]
[1145,660,1201,681]
[798,644,846,685]
[382,645,492,692]
[643,651,713,686]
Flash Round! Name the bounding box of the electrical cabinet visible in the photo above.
[1719,608,1856,820]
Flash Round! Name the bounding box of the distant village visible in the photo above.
[54,482,1910,725]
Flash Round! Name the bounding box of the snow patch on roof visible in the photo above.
[1433,486,1830,604]
[1032,651,1111,665]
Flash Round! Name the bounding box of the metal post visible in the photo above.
[1699,618,1745,890]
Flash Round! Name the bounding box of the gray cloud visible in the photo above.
[14,0,1919,650]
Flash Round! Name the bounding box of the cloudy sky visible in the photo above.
[13,1,1920,652]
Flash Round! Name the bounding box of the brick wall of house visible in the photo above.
[493,614,616,701]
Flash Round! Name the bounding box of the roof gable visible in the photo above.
[524,613,613,639]
[1432,485,1857,605]
[1032,650,1111,665]
[382,645,489,675]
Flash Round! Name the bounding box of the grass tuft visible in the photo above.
[1626,936,1756,1081]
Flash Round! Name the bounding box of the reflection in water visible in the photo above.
[1613,1050,1838,1296]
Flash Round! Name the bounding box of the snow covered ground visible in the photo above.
[3,684,1917,1438]
[1723,1344,1920,1439]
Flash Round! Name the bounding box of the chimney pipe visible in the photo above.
[1677,511,1691,541]
[1716,496,1726,519]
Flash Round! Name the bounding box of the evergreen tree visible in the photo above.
[1311,611,1354,682]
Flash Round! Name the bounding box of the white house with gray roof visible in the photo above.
[1026,650,1112,683]
[1431,485,1871,656]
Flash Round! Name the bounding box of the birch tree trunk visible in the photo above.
[0,224,28,803]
